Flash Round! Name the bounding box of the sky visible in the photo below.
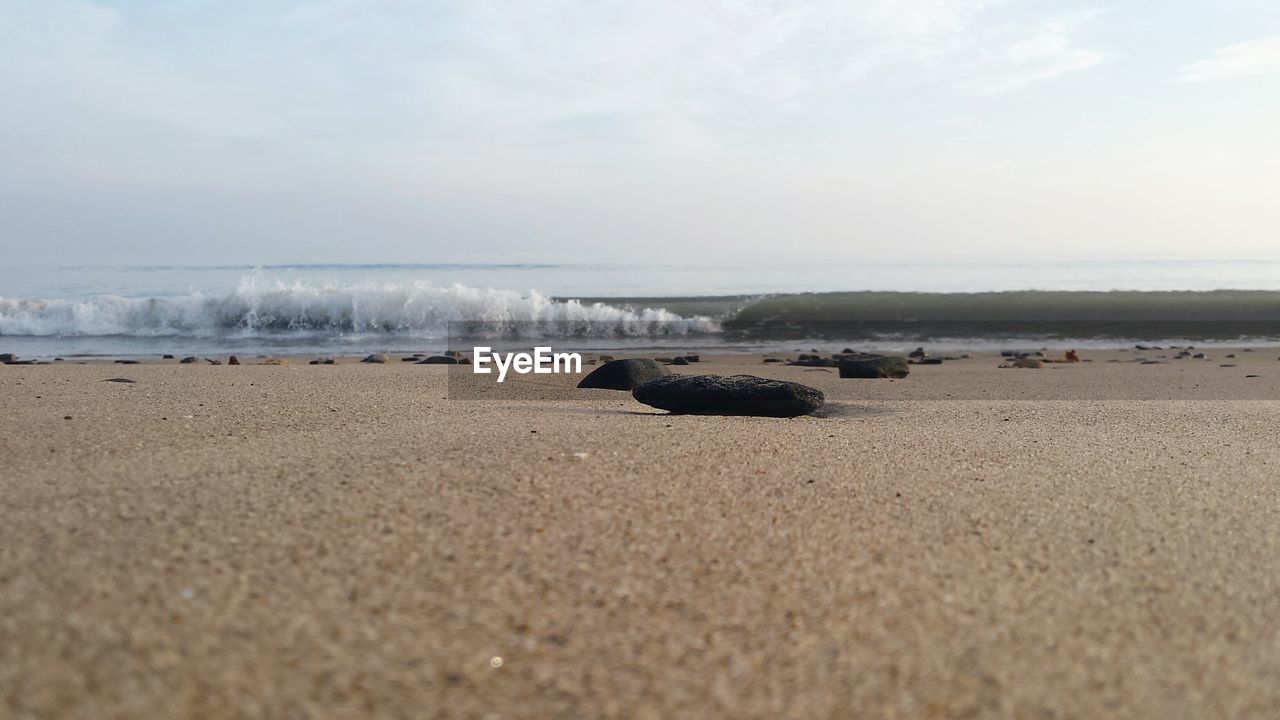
[1,0,1278,267]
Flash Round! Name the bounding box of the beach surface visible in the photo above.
[3,351,1280,718]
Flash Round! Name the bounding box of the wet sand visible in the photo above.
[3,351,1280,718]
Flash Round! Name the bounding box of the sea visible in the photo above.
[3,259,1280,358]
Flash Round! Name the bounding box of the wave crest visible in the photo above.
[0,275,715,339]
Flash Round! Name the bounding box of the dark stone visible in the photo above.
[632,374,824,417]
[578,358,670,390]
[788,355,837,367]
[418,356,459,364]
[179,356,198,364]
[839,355,910,379]
[670,357,690,366]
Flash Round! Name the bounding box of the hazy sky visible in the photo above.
[2,0,1278,266]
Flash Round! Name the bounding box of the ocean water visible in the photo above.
[3,259,1280,357]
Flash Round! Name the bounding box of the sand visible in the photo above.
[3,351,1280,719]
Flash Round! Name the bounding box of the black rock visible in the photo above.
[418,355,459,364]
[670,357,690,366]
[839,355,910,379]
[578,358,670,390]
[788,355,837,367]
[632,374,824,417]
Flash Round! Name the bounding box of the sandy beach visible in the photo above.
[4,351,1280,719]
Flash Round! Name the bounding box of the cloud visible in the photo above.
[957,11,1106,95]
[1173,35,1280,83]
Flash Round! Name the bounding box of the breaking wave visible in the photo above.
[0,275,715,339]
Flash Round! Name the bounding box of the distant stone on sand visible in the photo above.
[418,356,459,364]
[632,374,824,417]
[362,354,391,364]
[578,358,670,390]
[838,355,910,379]
[788,354,838,367]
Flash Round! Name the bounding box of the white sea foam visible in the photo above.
[0,274,715,338]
